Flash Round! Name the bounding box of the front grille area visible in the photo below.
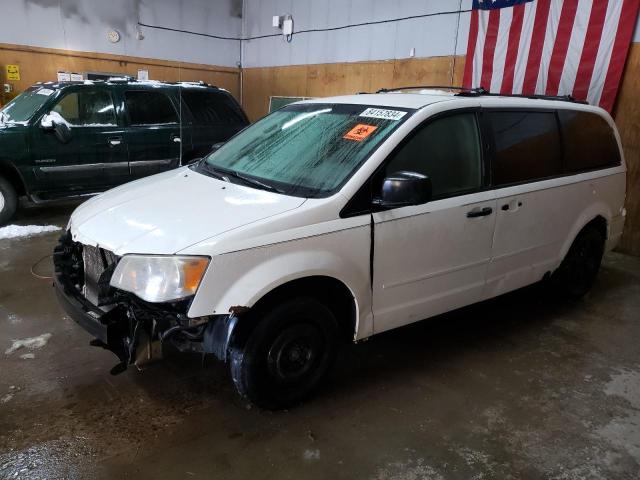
[54,232,119,307]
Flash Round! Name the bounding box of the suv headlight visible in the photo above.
[110,255,210,303]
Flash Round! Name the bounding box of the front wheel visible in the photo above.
[551,225,605,299]
[0,176,18,225]
[229,297,339,409]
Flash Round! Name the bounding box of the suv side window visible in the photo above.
[382,112,483,198]
[52,90,116,126]
[558,110,621,172]
[125,91,178,125]
[182,90,245,125]
[487,111,562,186]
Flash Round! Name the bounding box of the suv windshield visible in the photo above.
[199,103,412,197]
[1,86,54,124]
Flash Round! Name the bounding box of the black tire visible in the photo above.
[229,297,339,409]
[0,176,18,226]
[551,225,605,299]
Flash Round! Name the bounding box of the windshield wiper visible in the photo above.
[201,163,284,194]
[223,170,285,194]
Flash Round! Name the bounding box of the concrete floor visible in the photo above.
[1,202,640,480]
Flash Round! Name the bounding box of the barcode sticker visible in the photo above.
[360,108,407,121]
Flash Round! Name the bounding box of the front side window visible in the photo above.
[125,91,178,125]
[52,90,117,126]
[200,103,412,197]
[488,111,562,186]
[558,110,621,172]
[381,112,483,198]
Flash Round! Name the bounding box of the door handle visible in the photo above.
[171,135,181,143]
[467,207,493,218]
[108,136,122,147]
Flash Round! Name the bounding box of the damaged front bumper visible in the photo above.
[53,232,238,374]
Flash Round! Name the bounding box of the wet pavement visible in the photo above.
[1,201,640,479]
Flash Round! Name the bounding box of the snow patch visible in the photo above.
[40,111,71,128]
[5,333,52,355]
[1,393,13,404]
[0,224,61,240]
[20,353,35,360]
[303,449,320,460]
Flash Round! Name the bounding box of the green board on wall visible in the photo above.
[269,96,313,113]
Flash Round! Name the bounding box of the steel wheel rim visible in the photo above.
[267,323,323,384]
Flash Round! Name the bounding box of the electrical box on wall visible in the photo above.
[4,84,12,93]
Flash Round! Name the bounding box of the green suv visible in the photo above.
[0,79,248,224]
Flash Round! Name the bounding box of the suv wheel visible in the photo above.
[0,176,18,225]
[551,225,605,299]
[229,297,339,409]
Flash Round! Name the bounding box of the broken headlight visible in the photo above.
[109,255,210,303]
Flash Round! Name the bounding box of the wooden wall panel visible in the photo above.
[612,43,640,255]
[0,43,240,103]
[241,55,465,122]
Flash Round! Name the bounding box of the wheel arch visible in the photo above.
[0,161,27,196]
[231,275,359,348]
[558,206,610,265]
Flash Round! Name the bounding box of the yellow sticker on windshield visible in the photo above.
[343,124,378,141]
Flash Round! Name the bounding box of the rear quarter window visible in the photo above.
[125,90,178,125]
[182,90,246,125]
[558,110,621,172]
[487,111,563,186]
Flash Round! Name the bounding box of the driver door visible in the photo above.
[31,87,128,196]
[372,110,497,334]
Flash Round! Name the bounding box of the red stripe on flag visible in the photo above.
[600,0,639,112]
[573,1,610,102]
[546,0,579,96]
[463,9,480,88]
[480,9,501,90]
[500,4,525,94]
[522,0,551,94]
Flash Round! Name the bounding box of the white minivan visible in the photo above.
[54,88,626,408]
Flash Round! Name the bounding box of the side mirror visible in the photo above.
[373,171,432,208]
[41,112,72,144]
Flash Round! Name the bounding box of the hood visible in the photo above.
[69,167,306,255]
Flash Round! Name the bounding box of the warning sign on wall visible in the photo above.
[6,65,20,81]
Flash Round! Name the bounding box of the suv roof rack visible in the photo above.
[376,85,585,103]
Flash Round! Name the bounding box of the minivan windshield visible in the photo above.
[199,103,412,197]
[0,86,53,124]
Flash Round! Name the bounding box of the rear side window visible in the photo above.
[558,110,621,172]
[125,91,178,125]
[382,112,483,198]
[488,111,562,186]
[52,90,116,126]
[182,90,245,125]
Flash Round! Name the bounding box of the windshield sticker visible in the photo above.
[36,88,54,96]
[359,108,407,121]
[343,124,378,141]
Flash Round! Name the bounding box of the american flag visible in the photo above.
[462,0,640,112]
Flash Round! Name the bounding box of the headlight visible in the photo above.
[110,255,210,303]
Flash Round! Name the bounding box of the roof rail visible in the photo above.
[376,85,585,103]
[376,85,481,94]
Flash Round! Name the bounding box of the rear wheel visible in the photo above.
[229,297,339,409]
[0,176,18,225]
[551,225,605,299]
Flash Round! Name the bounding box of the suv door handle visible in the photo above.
[467,207,493,218]
[108,136,122,147]
[171,135,181,143]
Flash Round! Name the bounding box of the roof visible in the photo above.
[299,88,606,114]
[32,79,226,91]
[302,92,455,110]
